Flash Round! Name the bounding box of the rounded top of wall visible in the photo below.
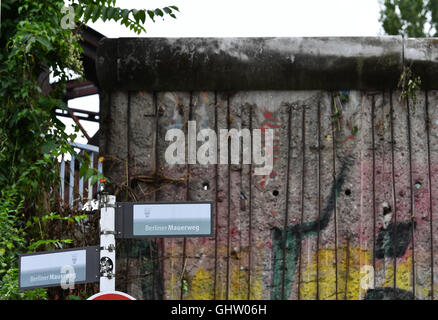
[95,37,438,91]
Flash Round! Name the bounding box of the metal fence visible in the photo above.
[59,142,102,208]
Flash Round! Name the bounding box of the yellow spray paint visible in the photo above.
[183,266,263,300]
[300,248,369,300]
[165,245,418,300]
[301,247,416,300]
[185,267,214,300]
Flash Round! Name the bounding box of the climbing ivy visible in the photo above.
[0,0,178,299]
[398,65,422,108]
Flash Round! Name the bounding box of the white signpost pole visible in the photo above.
[99,193,116,292]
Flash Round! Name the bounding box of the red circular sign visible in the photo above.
[88,291,136,300]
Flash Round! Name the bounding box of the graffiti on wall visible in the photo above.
[270,155,353,299]
[104,89,438,300]
[259,111,281,189]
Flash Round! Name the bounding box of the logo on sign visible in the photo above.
[143,208,151,219]
[72,253,78,265]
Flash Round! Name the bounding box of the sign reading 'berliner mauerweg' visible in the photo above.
[115,202,213,238]
[19,246,99,290]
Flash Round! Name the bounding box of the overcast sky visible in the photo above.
[86,0,383,37]
[66,0,383,145]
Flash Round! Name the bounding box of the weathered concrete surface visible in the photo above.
[96,37,438,91]
[404,38,438,89]
[97,37,403,91]
[100,90,161,299]
[100,89,438,300]
[97,37,438,300]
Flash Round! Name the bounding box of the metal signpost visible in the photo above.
[18,191,213,299]
[99,193,116,292]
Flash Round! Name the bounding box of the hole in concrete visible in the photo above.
[202,182,209,191]
[382,202,392,215]
[273,190,279,197]
[345,189,351,196]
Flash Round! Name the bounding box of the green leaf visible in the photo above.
[74,4,83,18]
[101,6,108,21]
[147,10,155,21]
[41,139,56,155]
[36,37,53,51]
[30,180,37,192]
[91,6,102,23]
[154,8,164,17]
[135,10,146,24]
[106,6,116,20]
[74,215,87,223]
[90,175,98,186]
[140,10,146,24]
[121,9,130,20]
[83,5,94,22]
[79,163,88,178]
[84,167,95,180]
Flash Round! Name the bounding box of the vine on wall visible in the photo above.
[0,0,178,299]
